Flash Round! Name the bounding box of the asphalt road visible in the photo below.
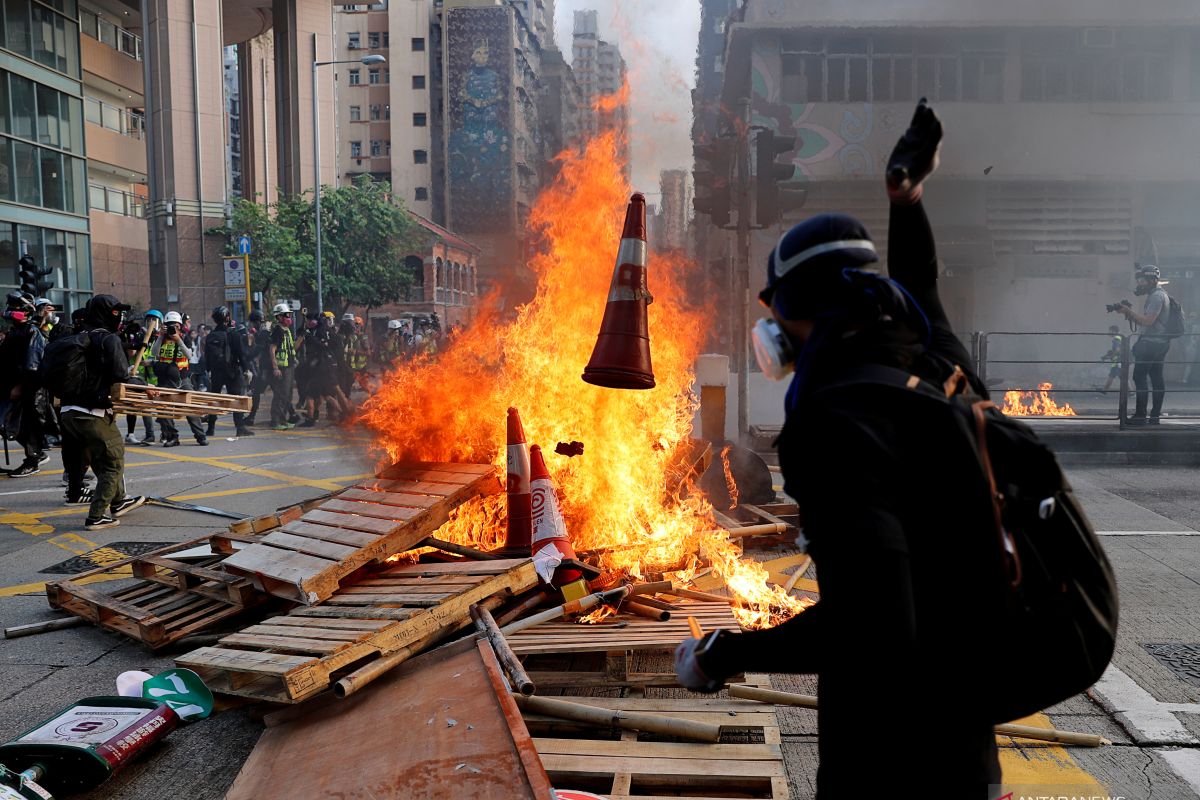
[1,422,1199,798]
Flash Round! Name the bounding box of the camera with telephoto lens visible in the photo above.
[1106,300,1132,313]
[164,322,180,336]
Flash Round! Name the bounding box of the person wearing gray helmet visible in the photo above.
[1115,264,1173,425]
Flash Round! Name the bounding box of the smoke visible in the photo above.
[553,0,700,193]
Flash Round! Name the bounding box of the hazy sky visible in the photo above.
[553,0,701,198]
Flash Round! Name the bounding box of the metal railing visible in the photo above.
[84,96,144,140]
[79,8,142,61]
[88,184,145,218]
[973,330,1200,428]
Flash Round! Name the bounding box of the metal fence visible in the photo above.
[79,8,142,61]
[84,96,145,140]
[972,331,1200,428]
[88,184,144,218]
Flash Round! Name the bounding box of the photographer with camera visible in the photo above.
[151,311,208,446]
[1114,265,1172,425]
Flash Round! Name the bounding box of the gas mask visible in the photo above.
[751,318,796,381]
[1134,280,1155,297]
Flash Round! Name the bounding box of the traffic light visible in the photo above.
[754,131,807,226]
[693,140,733,227]
[17,256,36,295]
[35,263,53,296]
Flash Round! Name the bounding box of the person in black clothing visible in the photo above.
[674,101,1003,796]
[244,309,270,426]
[0,291,47,476]
[57,294,146,528]
[203,305,254,438]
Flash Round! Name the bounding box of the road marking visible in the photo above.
[997,712,1105,788]
[1096,530,1200,536]
[0,570,130,597]
[1090,664,1199,745]
[132,448,349,491]
[0,507,101,557]
[1156,749,1200,794]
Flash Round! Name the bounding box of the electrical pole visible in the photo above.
[735,96,752,442]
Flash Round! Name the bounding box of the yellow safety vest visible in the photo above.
[275,327,296,368]
[156,340,189,371]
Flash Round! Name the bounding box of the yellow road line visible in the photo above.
[997,712,1105,788]
[127,449,348,491]
[202,444,347,460]
[0,570,131,597]
[0,507,100,556]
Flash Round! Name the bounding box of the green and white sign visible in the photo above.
[140,669,213,722]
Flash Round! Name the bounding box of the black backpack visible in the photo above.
[831,364,1119,724]
[1165,295,1186,338]
[39,330,100,401]
[204,327,232,369]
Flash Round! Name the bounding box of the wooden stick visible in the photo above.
[718,523,790,538]
[665,586,736,605]
[514,694,721,743]
[687,616,703,639]
[471,603,534,696]
[628,580,674,597]
[423,537,501,561]
[127,316,159,375]
[621,598,670,621]
[782,556,812,594]
[493,588,552,628]
[499,586,631,637]
[335,595,505,699]
[728,685,1110,747]
[4,617,85,639]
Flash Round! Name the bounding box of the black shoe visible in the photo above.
[196,436,208,446]
[84,514,119,530]
[9,462,40,477]
[110,495,146,517]
[288,414,301,425]
[1126,416,1149,427]
[244,418,257,427]
[37,452,50,465]
[64,487,94,506]
[1149,416,1161,425]
[206,424,216,436]
[142,434,156,444]
[299,418,315,428]
[162,437,180,447]
[235,427,256,437]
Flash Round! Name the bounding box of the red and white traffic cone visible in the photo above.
[503,407,532,554]
[582,192,656,390]
[529,445,588,601]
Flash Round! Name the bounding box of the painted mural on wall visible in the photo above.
[447,7,514,234]
[750,49,907,180]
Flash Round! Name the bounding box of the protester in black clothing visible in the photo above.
[0,292,47,476]
[203,306,254,438]
[674,101,1003,796]
[244,309,270,426]
[57,294,145,528]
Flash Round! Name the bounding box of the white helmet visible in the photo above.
[273,302,292,316]
[387,319,402,330]
[342,312,355,321]
[164,311,183,324]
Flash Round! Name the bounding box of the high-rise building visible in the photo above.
[570,10,627,173]
[658,168,688,251]
[0,0,94,312]
[538,46,582,180]
[225,45,243,199]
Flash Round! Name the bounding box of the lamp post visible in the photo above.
[312,47,386,314]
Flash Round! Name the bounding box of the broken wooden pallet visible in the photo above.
[112,382,252,415]
[506,601,740,657]
[176,557,538,703]
[46,533,273,650]
[523,692,787,799]
[218,461,501,604]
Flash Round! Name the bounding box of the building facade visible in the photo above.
[0,0,94,312]
[570,10,627,179]
[658,168,689,251]
[701,0,1200,372]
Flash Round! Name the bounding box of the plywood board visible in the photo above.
[505,602,741,656]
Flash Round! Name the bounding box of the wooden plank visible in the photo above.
[236,624,367,643]
[506,602,740,656]
[259,616,392,632]
[323,594,455,607]
[288,607,418,621]
[177,646,314,675]
[531,739,782,761]
[337,487,444,510]
[300,508,404,535]
[218,633,346,655]
[375,466,490,485]
[318,498,423,522]
[356,478,472,498]
[260,531,359,561]
[538,753,785,779]
[385,461,498,476]
[278,520,381,548]
[224,638,554,800]
[375,558,530,577]
[334,584,474,596]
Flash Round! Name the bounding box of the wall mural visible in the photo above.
[447,6,514,233]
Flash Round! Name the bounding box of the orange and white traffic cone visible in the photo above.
[529,445,589,601]
[582,192,656,390]
[504,407,532,554]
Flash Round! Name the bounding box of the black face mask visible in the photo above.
[1134,281,1156,297]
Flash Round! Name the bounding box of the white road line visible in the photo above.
[1096,531,1200,536]
[1090,664,1199,745]
[1156,749,1200,795]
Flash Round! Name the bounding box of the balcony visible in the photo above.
[89,184,145,218]
[80,8,142,61]
[85,97,144,139]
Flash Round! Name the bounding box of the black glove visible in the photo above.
[886,98,943,204]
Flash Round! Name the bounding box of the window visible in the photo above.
[368,68,380,84]
[368,32,379,49]
[384,104,391,120]
[383,70,390,84]
[412,74,426,89]
[412,37,425,52]
[413,112,427,126]
[370,104,381,120]
[347,31,360,49]
[413,149,428,164]
[370,139,381,156]
[350,140,362,157]
[349,105,361,121]
[348,68,361,86]
[415,187,429,201]
[383,32,389,48]
[1021,29,1172,102]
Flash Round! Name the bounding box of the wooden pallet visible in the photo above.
[219,461,501,604]
[176,557,539,703]
[506,601,741,657]
[112,382,252,415]
[523,692,787,799]
[46,534,272,650]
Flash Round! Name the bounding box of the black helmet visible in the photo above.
[6,291,34,312]
[212,305,230,324]
[249,309,264,324]
[760,213,879,319]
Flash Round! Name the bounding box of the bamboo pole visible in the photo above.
[718,523,790,538]
[494,588,553,628]
[727,685,1110,747]
[782,556,812,594]
[499,586,631,637]
[3,617,85,639]
[514,694,721,743]
[127,316,159,375]
[621,598,670,621]
[471,603,533,696]
[664,586,736,605]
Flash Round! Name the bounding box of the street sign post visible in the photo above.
[237,235,251,255]
[223,255,251,317]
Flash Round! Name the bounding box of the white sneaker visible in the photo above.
[124,434,141,445]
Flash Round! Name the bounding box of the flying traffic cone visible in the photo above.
[529,445,589,601]
[503,407,533,554]
[582,192,656,390]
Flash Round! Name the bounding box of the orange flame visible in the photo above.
[359,120,804,629]
[1001,382,1077,417]
[719,445,739,510]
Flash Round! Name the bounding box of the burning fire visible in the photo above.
[1001,383,1077,417]
[360,114,806,629]
[719,445,739,510]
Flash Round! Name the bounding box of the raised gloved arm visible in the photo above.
[886,98,943,206]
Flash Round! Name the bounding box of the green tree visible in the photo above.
[214,196,312,304]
